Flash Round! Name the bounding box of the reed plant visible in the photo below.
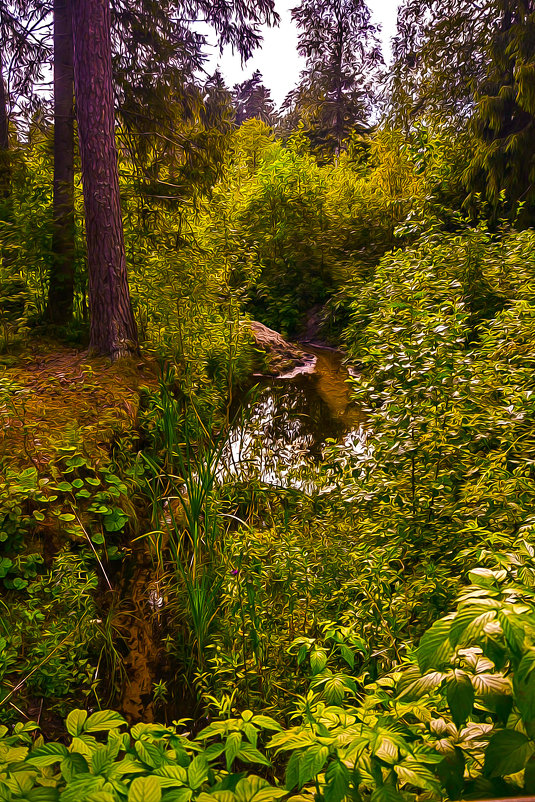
[141,368,230,673]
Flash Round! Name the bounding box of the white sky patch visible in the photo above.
[203,0,401,107]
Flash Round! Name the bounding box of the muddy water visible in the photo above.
[305,345,362,426]
[222,344,364,486]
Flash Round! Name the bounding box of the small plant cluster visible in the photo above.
[0,706,284,802]
[0,361,147,717]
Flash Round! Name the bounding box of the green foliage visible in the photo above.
[4,539,535,800]
[0,550,103,712]
[7,32,535,802]
[0,707,284,802]
[138,374,233,691]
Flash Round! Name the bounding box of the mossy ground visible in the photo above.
[0,340,158,471]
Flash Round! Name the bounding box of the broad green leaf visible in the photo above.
[70,734,99,758]
[285,751,301,791]
[197,793,233,802]
[298,744,329,786]
[417,617,455,673]
[91,741,120,776]
[370,785,405,802]
[234,775,286,802]
[237,743,271,767]
[60,753,89,783]
[340,644,355,669]
[446,670,474,727]
[26,742,69,767]
[324,760,350,802]
[483,729,535,777]
[324,675,352,704]
[1,744,28,763]
[497,610,526,655]
[131,722,171,740]
[225,731,242,771]
[187,755,209,790]
[161,790,193,802]
[250,715,282,731]
[471,672,511,696]
[374,734,399,765]
[128,776,162,802]
[66,710,88,737]
[84,710,126,733]
[153,764,188,787]
[59,775,106,802]
[134,739,163,769]
[514,649,535,723]
[86,792,116,802]
[7,771,34,795]
[437,747,465,799]
[310,649,328,675]
[249,789,286,801]
[23,789,60,801]
[394,761,440,792]
[397,670,445,700]
[449,604,498,648]
[468,568,498,588]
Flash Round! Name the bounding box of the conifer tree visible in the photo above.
[284,0,382,158]
[47,0,75,324]
[467,0,535,220]
[71,0,138,358]
[0,2,49,270]
[0,48,11,239]
[233,70,277,126]
[391,0,535,222]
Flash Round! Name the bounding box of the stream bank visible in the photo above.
[116,334,364,722]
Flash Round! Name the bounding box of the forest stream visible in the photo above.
[119,343,365,722]
[223,344,365,487]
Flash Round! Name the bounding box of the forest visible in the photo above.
[2,0,535,800]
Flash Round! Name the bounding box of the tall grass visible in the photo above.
[141,368,230,670]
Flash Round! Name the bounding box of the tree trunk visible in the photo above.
[71,0,138,358]
[0,48,14,268]
[334,18,344,157]
[47,0,75,324]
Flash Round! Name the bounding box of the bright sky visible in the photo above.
[204,0,401,107]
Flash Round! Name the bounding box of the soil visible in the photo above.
[0,340,158,471]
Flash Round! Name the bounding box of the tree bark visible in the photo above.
[71,0,138,358]
[0,48,14,268]
[47,0,75,324]
[0,51,9,195]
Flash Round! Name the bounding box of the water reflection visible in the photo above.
[221,346,366,488]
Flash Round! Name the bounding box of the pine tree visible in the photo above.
[0,48,11,238]
[389,0,491,127]
[284,0,382,158]
[467,0,535,221]
[233,70,277,126]
[391,0,535,222]
[47,0,75,324]
[0,2,48,270]
[72,0,138,358]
